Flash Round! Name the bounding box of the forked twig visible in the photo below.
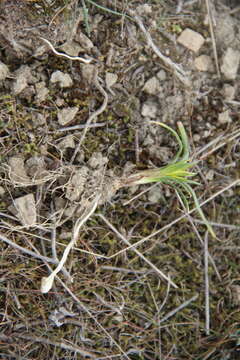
[129,11,191,87]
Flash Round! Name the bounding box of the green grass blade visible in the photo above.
[178,182,215,238]
[150,121,183,163]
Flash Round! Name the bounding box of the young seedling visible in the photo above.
[40,121,214,294]
[120,121,215,238]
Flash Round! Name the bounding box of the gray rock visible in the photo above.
[50,70,73,88]
[61,41,82,56]
[0,61,9,81]
[218,109,232,124]
[142,76,160,95]
[156,69,166,81]
[12,65,37,95]
[105,72,118,89]
[14,193,36,227]
[65,167,89,201]
[0,186,5,196]
[57,106,79,126]
[177,28,205,53]
[221,47,240,80]
[35,81,49,103]
[32,112,46,127]
[9,156,30,184]
[148,186,162,203]
[141,101,158,118]
[58,135,75,150]
[81,64,96,85]
[87,152,108,169]
[194,55,213,72]
[75,32,94,51]
[222,84,235,100]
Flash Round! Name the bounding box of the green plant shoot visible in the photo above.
[124,121,215,238]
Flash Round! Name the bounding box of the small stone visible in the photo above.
[32,112,46,127]
[221,47,240,80]
[218,109,231,124]
[0,61,9,81]
[13,70,27,95]
[75,32,94,51]
[156,69,166,81]
[105,72,118,88]
[193,134,200,142]
[55,97,65,107]
[12,65,36,95]
[25,156,48,179]
[205,169,214,181]
[141,101,158,118]
[0,186,5,196]
[14,193,36,227]
[148,186,162,203]
[177,28,205,53]
[9,156,30,184]
[222,84,235,100]
[194,55,213,72]
[50,70,73,88]
[58,135,75,150]
[65,167,88,201]
[61,41,82,56]
[87,152,108,169]
[136,4,152,15]
[57,106,79,126]
[35,81,49,103]
[142,76,160,95]
[81,64,96,85]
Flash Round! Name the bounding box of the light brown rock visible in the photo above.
[177,28,205,53]
[9,156,30,184]
[194,55,213,72]
[57,106,79,126]
[218,109,232,124]
[0,61,9,81]
[50,71,73,88]
[142,76,160,95]
[221,47,240,80]
[14,193,36,227]
[222,84,235,100]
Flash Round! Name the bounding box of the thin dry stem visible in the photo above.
[14,334,97,358]
[39,37,92,63]
[58,280,131,360]
[98,213,178,289]
[204,231,210,335]
[205,0,221,77]
[159,294,199,324]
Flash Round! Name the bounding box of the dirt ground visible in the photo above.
[0,0,240,359]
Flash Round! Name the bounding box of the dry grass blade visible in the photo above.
[204,232,210,335]
[41,195,100,293]
[205,0,220,77]
[159,294,199,324]
[39,37,93,63]
[98,213,178,289]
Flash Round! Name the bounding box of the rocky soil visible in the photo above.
[0,1,240,359]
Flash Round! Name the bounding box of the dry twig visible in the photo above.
[129,10,191,87]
